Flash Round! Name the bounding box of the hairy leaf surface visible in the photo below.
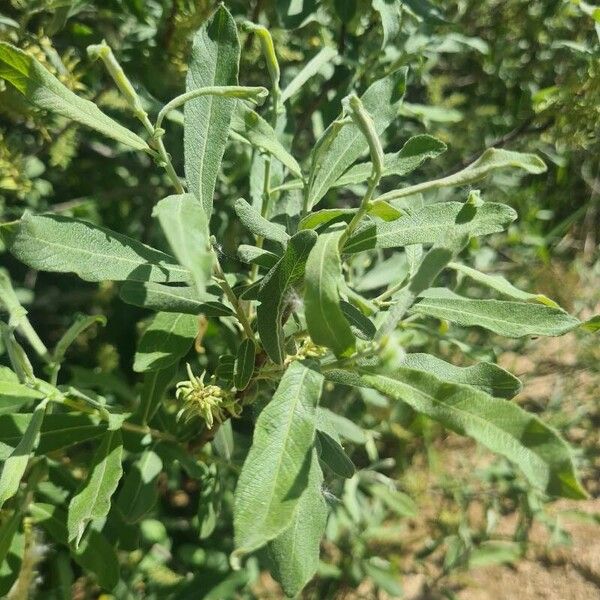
[233,361,323,556]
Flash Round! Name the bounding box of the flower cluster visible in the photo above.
[176,364,240,428]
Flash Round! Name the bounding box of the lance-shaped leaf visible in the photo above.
[234,198,290,245]
[133,312,198,373]
[340,301,376,340]
[68,429,124,546]
[237,245,279,269]
[344,201,516,253]
[231,104,302,178]
[316,407,367,444]
[307,67,407,208]
[0,399,47,507]
[377,148,547,203]
[31,502,119,590]
[360,368,585,499]
[281,46,337,103]
[266,449,328,597]
[53,314,106,364]
[0,381,44,415]
[257,230,317,364]
[185,4,240,214]
[316,430,355,478]
[336,134,447,187]
[0,42,148,151]
[372,0,402,47]
[116,448,163,523]
[5,214,189,283]
[120,281,232,316]
[233,361,323,556]
[401,353,522,399]
[409,297,582,338]
[305,231,355,357]
[0,414,108,459]
[153,194,213,295]
[134,365,177,426]
[449,262,559,308]
[234,339,256,390]
[299,208,355,231]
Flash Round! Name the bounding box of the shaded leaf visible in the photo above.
[316,430,355,478]
[233,361,323,556]
[257,230,317,364]
[68,429,124,546]
[267,449,327,597]
[305,231,355,357]
[234,338,256,390]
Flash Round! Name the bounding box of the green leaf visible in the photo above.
[299,208,355,231]
[184,4,240,214]
[231,104,302,178]
[153,194,214,295]
[0,42,148,151]
[0,381,44,415]
[198,464,220,539]
[0,414,108,459]
[469,541,523,568]
[281,46,337,103]
[360,368,586,499]
[237,245,279,269]
[68,429,124,546]
[257,230,317,364]
[31,502,119,590]
[0,399,47,507]
[134,365,177,426]
[401,353,522,399]
[340,301,376,340]
[116,448,162,523]
[305,231,355,357]
[266,449,327,597]
[370,484,417,517]
[233,361,323,556]
[377,148,547,203]
[344,201,516,253]
[337,134,446,187]
[234,339,256,390]
[316,430,355,478]
[53,314,106,364]
[409,297,582,337]
[133,312,198,373]
[307,68,407,208]
[449,262,560,308]
[316,407,367,444]
[6,214,189,283]
[0,509,20,566]
[372,0,402,47]
[234,198,290,246]
[119,281,232,316]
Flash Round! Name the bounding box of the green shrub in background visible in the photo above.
[0,1,599,598]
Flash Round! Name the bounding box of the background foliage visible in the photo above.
[0,0,599,598]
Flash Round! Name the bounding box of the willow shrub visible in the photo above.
[0,5,598,598]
